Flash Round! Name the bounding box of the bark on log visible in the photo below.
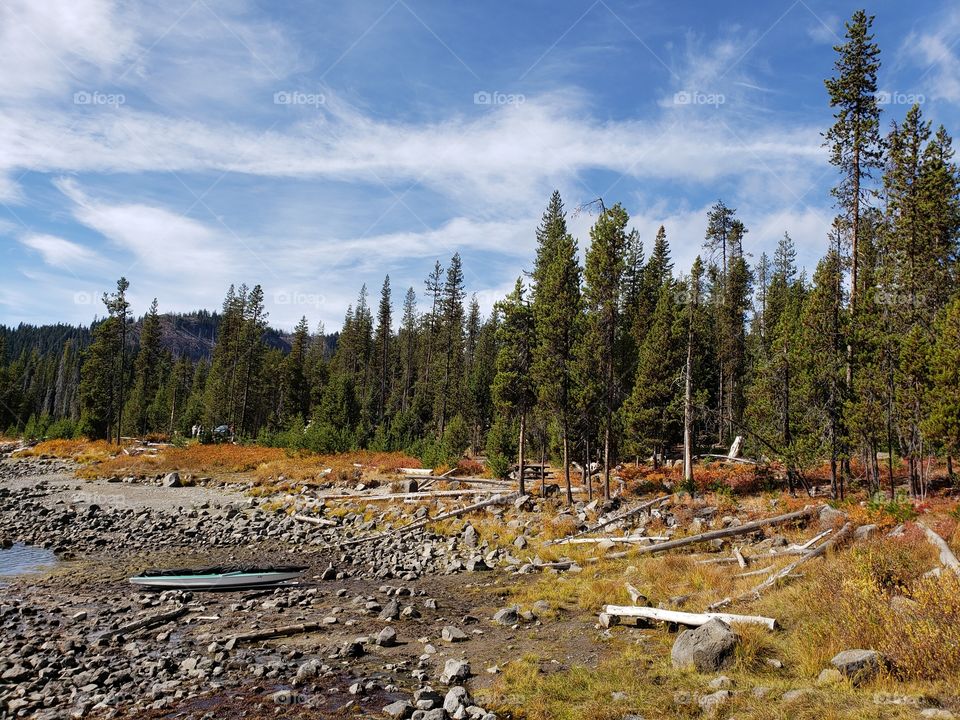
[547,494,672,545]
[605,506,820,559]
[334,493,518,548]
[552,535,670,545]
[738,521,853,601]
[292,513,337,527]
[917,521,960,577]
[602,604,777,630]
[225,621,323,648]
[105,606,189,638]
[321,489,492,501]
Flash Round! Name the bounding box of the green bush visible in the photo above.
[487,452,512,480]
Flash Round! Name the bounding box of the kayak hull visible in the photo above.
[129,567,306,590]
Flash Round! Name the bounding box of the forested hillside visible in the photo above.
[3,11,959,502]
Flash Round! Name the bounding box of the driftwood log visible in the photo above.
[334,493,518,548]
[738,521,854,601]
[292,513,338,527]
[104,605,189,639]
[548,494,672,546]
[225,621,323,649]
[605,506,820,559]
[917,522,960,577]
[602,605,777,630]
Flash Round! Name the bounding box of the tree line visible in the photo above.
[3,10,960,501]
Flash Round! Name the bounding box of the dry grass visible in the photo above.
[490,501,960,719]
[38,440,421,490]
[22,438,120,464]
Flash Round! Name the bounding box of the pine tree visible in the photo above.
[434,253,466,438]
[682,257,708,486]
[624,282,683,465]
[492,278,536,494]
[126,298,163,435]
[373,276,393,423]
[282,317,311,423]
[531,191,583,503]
[824,8,883,424]
[926,297,960,473]
[397,288,418,412]
[582,204,629,497]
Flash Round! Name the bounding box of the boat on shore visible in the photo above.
[128,565,308,590]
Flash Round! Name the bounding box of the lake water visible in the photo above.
[0,543,57,578]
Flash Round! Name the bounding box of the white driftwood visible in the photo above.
[292,513,337,527]
[334,493,518,547]
[734,564,776,578]
[603,604,777,630]
[552,535,669,545]
[733,546,747,568]
[918,522,960,577]
[321,489,491,501]
[605,506,820,559]
[547,494,671,545]
[398,467,432,475]
[738,522,853,601]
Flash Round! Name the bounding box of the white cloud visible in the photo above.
[19,233,102,268]
[0,0,136,100]
[902,8,960,104]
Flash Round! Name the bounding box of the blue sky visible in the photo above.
[1,0,958,331]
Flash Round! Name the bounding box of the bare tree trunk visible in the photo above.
[683,323,694,487]
[585,436,592,502]
[563,423,572,504]
[517,411,526,496]
[603,415,611,499]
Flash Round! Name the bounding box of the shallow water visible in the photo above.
[0,542,57,578]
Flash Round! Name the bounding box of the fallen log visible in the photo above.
[321,489,492,501]
[605,506,820,559]
[547,494,672,545]
[104,606,189,639]
[552,534,670,545]
[917,522,960,577]
[334,493,518,548]
[225,621,323,649]
[738,521,853,601]
[602,604,777,630]
[733,564,776,578]
[292,513,337,527]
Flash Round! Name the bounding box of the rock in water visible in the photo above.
[670,619,739,672]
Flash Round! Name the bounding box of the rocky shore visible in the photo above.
[0,457,564,719]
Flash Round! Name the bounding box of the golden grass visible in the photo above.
[23,438,120,463]
[491,504,960,719]
[42,440,420,489]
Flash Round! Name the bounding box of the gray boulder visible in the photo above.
[670,619,739,672]
[492,606,520,626]
[830,649,885,684]
[382,699,413,718]
[440,658,471,684]
[163,472,183,488]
